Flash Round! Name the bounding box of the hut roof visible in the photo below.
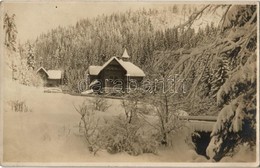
[88,57,145,77]
[36,67,62,80]
[36,67,48,76]
[118,58,145,77]
[47,70,62,79]
[89,66,102,76]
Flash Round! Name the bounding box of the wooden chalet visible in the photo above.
[36,67,62,87]
[87,49,145,93]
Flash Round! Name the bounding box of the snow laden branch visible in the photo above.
[207,89,256,161]
[154,4,257,161]
[216,53,256,106]
[175,5,211,30]
[166,5,257,100]
[206,5,257,161]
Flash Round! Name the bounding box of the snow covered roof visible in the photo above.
[88,56,145,77]
[36,67,62,80]
[47,70,62,79]
[118,59,145,77]
[89,66,102,75]
[36,67,48,76]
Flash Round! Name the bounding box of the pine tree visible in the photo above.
[199,66,212,97]
[210,58,229,97]
[63,69,68,86]
[4,13,18,51]
[26,43,36,70]
[205,23,210,36]
[206,5,257,161]
[172,5,178,14]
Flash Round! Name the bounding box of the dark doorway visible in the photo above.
[192,131,211,158]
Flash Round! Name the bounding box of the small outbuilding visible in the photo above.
[36,67,62,87]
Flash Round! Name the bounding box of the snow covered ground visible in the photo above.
[2,80,256,165]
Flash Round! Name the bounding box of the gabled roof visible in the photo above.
[36,67,62,80]
[89,66,102,75]
[36,67,48,76]
[118,59,145,77]
[47,70,62,79]
[88,57,145,77]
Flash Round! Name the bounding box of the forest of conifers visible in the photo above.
[18,6,218,92]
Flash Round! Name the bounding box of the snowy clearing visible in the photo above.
[2,80,255,164]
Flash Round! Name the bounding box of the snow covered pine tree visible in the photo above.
[206,5,257,161]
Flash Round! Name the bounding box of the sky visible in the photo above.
[3,2,223,43]
[3,2,176,43]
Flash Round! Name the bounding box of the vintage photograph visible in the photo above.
[0,1,258,166]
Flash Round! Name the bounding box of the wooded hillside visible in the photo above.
[19,6,217,92]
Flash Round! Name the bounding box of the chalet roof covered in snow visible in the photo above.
[88,56,145,77]
[36,67,62,79]
[118,58,145,77]
[36,67,48,76]
[88,66,102,75]
[47,70,62,79]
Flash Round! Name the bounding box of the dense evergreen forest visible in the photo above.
[18,5,217,93]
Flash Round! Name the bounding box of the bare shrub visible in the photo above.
[121,98,138,124]
[75,98,158,156]
[10,100,32,112]
[90,95,111,112]
[121,91,146,123]
[74,100,101,155]
[139,94,185,147]
[121,90,185,147]
[99,115,158,156]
